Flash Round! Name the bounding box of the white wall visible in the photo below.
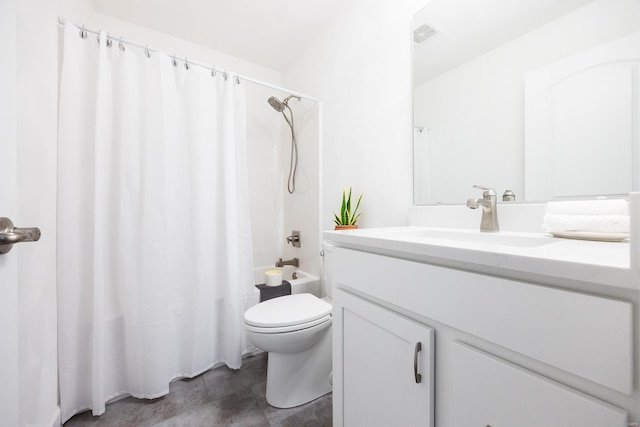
[247,91,321,277]
[281,99,321,276]
[246,85,286,270]
[282,0,426,232]
[414,0,640,204]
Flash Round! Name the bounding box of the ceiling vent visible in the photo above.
[413,23,439,44]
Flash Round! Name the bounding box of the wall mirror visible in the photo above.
[413,0,640,205]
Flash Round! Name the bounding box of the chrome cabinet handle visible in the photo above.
[414,341,422,384]
[0,217,41,255]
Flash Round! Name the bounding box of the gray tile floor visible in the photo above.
[65,352,332,427]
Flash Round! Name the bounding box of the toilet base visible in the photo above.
[265,326,332,408]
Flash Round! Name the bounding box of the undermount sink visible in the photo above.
[390,228,557,248]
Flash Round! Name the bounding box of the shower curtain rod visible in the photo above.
[57,17,320,103]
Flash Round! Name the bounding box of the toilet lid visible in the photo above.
[244,293,332,328]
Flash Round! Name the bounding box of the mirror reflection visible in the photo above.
[413,0,640,205]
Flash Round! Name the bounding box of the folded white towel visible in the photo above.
[544,200,628,216]
[543,214,630,234]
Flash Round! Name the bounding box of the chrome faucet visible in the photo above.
[276,257,299,268]
[466,185,500,232]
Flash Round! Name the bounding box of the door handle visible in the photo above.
[414,341,422,384]
[0,217,41,254]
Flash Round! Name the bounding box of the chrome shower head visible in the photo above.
[268,96,286,112]
[268,95,301,112]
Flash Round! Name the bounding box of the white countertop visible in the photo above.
[324,226,640,290]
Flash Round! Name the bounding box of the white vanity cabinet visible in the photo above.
[334,289,434,426]
[330,245,637,427]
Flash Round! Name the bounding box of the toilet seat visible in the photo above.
[245,313,331,334]
[244,293,332,333]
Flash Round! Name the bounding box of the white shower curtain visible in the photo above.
[57,24,255,422]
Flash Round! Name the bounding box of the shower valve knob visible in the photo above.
[286,230,301,248]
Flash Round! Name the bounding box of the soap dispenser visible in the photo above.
[502,190,516,202]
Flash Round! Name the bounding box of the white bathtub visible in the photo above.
[253,265,320,297]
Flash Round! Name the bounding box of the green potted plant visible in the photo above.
[334,187,363,230]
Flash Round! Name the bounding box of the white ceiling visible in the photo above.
[413,0,597,84]
[92,0,346,71]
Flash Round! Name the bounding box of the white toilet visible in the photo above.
[244,246,335,409]
[244,293,332,408]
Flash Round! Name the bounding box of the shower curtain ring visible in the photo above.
[211,68,216,77]
[223,72,228,81]
[119,37,125,51]
[106,33,112,47]
[79,25,87,39]
[172,55,178,67]
[144,45,151,58]
[236,76,240,85]
[184,58,189,70]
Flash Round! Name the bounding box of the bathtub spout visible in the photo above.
[276,257,299,268]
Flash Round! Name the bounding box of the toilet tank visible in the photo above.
[321,242,335,300]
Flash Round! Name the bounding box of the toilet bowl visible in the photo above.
[244,293,332,408]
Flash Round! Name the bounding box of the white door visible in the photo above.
[0,0,20,424]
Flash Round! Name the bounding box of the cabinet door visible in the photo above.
[440,341,628,427]
[336,290,434,426]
